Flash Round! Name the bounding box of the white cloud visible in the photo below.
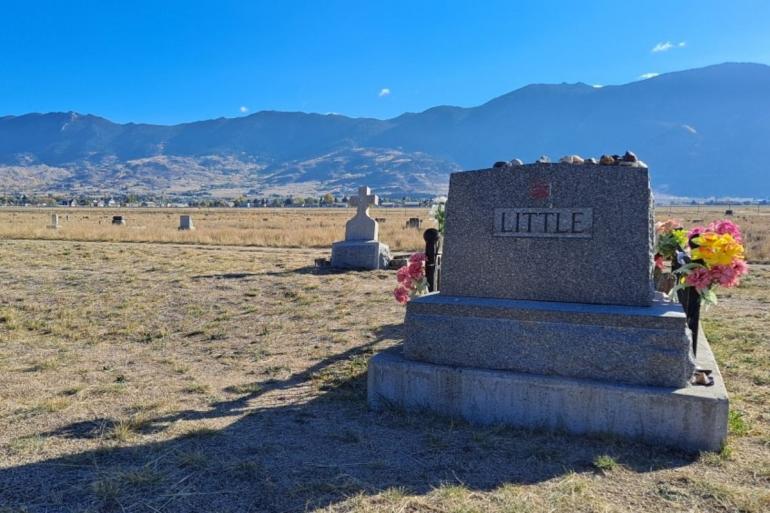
[639,72,660,80]
[592,84,603,88]
[239,106,249,113]
[652,41,686,53]
[378,88,391,97]
[682,124,697,134]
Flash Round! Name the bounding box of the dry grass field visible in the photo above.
[0,233,768,513]
[0,208,430,253]
[1,205,769,260]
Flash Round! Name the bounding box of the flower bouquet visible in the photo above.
[393,253,429,304]
[654,218,748,304]
[653,219,688,292]
[654,218,749,361]
[671,220,749,305]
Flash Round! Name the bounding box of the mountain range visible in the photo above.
[1,62,769,198]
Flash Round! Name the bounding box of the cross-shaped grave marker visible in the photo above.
[345,186,380,241]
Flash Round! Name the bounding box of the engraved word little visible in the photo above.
[493,208,593,238]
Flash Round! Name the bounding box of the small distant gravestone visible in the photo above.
[48,214,60,229]
[330,186,391,269]
[112,215,126,225]
[725,209,734,216]
[405,217,422,229]
[179,215,195,230]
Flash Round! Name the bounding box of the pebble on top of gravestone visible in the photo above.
[331,186,391,270]
[368,155,728,453]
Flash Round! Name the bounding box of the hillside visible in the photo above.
[1,62,769,197]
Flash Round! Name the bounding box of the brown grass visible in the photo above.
[0,207,430,252]
[1,205,769,261]
[0,238,768,512]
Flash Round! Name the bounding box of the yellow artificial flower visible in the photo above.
[692,233,745,267]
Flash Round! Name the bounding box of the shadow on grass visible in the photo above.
[191,272,263,280]
[2,324,697,512]
[263,265,388,277]
[194,266,371,279]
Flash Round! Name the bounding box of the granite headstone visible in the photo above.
[331,186,390,270]
[440,163,655,306]
[368,161,728,452]
[179,215,195,230]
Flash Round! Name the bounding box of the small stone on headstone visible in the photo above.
[622,151,638,162]
[599,154,615,165]
[560,155,585,165]
[536,155,551,164]
[509,158,524,166]
[493,161,509,169]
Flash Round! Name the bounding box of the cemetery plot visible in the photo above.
[0,239,768,512]
[0,207,429,251]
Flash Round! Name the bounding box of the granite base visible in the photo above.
[331,240,390,270]
[404,293,696,388]
[368,332,728,453]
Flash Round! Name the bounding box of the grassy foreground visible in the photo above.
[0,239,768,512]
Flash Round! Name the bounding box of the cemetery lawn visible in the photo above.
[0,238,768,513]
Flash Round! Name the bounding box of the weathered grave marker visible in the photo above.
[405,217,422,229]
[179,215,195,230]
[112,215,126,225]
[369,161,728,453]
[48,214,60,229]
[331,186,391,269]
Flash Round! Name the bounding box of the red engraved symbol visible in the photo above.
[529,180,551,200]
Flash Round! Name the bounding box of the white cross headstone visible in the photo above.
[345,186,379,241]
[330,185,391,270]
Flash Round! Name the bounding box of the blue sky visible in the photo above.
[1,0,769,124]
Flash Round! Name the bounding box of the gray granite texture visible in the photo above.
[331,240,391,270]
[440,163,655,306]
[369,329,728,453]
[403,292,696,387]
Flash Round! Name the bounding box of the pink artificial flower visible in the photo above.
[396,266,412,285]
[393,285,410,304]
[709,265,739,288]
[654,254,665,270]
[685,267,712,291]
[688,226,706,240]
[732,259,749,277]
[708,220,743,243]
[655,219,683,234]
[409,252,427,264]
[407,261,424,281]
